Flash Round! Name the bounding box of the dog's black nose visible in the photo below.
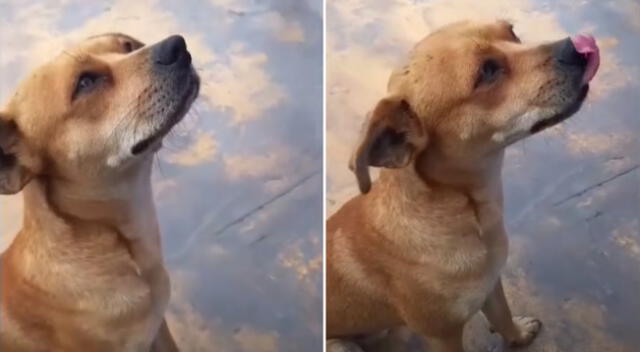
[152,35,189,66]
[553,37,587,67]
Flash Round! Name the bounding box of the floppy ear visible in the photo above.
[0,116,34,194]
[349,96,427,194]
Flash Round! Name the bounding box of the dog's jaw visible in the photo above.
[530,84,589,133]
[490,82,590,146]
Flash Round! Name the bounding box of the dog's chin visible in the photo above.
[529,84,589,134]
[131,75,200,155]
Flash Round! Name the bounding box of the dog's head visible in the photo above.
[351,20,600,193]
[0,33,200,194]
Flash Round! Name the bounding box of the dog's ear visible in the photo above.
[0,115,34,194]
[349,96,427,194]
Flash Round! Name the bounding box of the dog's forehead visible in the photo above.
[414,20,516,53]
[386,20,525,118]
[72,33,145,56]
[396,20,519,83]
[436,20,513,40]
[7,34,145,118]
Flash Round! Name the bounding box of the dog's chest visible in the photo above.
[5,243,162,350]
[449,244,505,320]
[63,263,161,345]
[66,282,158,351]
[458,226,509,318]
[407,213,509,320]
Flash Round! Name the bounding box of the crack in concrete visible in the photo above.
[553,164,640,207]
[168,168,321,261]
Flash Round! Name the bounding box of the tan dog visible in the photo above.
[0,33,200,351]
[327,21,599,351]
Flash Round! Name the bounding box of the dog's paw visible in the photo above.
[327,339,365,352]
[508,316,542,347]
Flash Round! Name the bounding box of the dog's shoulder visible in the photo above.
[327,194,370,237]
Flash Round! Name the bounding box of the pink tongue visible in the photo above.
[571,34,600,84]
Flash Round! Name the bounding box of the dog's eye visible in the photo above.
[474,59,502,89]
[123,41,134,53]
[73,72,104,100]
[123,40,144,53]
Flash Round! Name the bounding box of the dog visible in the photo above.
[0,32,200,351]
[326,20,599,352]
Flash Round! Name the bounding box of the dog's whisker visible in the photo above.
[153,153,167,180]
[190,105,206,120]
[106,65,151,145]
[102,64,150,148]
[104,92,143,150]
[161,133,187,152]
[62,50,81,62]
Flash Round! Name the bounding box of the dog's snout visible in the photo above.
[553,37,587,67]
[152,35,190,66]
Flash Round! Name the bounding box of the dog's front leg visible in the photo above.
[481,278,542,347]
[150,319,179,352]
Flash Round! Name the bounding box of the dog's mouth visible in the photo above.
[530,34,599,134]
[530,84,589,134]
[131,73,200,155]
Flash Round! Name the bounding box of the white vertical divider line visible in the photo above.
[322,0,328,350]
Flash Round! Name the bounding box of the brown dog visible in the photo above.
[327,21,599,351]
[0,33,199,351]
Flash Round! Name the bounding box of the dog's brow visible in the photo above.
[86,32,138,43]
[62,50,82,63]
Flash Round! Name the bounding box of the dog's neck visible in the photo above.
[371,150,506,238]
[3,166,159,318]
[377,150,505,203]
[22,160,159,243]
[420,149,504,201]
